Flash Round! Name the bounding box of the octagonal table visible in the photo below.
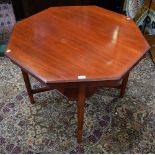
[5,6,150,143]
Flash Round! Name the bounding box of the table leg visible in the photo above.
[21,70,35,104]
[120,72,129,98]
[77,85,86,143]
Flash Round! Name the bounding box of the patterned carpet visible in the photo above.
[0,54,155,153]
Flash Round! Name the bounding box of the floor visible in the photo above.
[0,53,155,153]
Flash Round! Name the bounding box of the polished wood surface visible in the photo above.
[77,85,86,143]
[6,6,150,84]
[21,70,35,104]
[5,6,150,143]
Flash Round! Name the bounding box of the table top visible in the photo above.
[6,6,150,84]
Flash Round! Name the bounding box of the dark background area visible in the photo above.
[11,0,125,20]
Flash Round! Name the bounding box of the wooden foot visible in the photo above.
[21,70,35,104]
[77,85,86,143]
[120,72,129,98]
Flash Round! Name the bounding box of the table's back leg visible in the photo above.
[77,85,86,143]
[120,72,129,98]
[21,70,35,104]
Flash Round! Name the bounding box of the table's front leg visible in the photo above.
[21,70,35,104]
[77,85,86,143]
[120,72,129,98]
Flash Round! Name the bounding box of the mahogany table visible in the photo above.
[5,6,150,143]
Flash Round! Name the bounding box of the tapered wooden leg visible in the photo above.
[120,72,129,98]
[77,85,86,143]
[21,70,35,104]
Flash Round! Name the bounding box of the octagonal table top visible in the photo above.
[5,6,150,84]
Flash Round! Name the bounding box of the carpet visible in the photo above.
[0,54,155,153]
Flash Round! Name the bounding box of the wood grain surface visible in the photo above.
[6,6,150,84]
